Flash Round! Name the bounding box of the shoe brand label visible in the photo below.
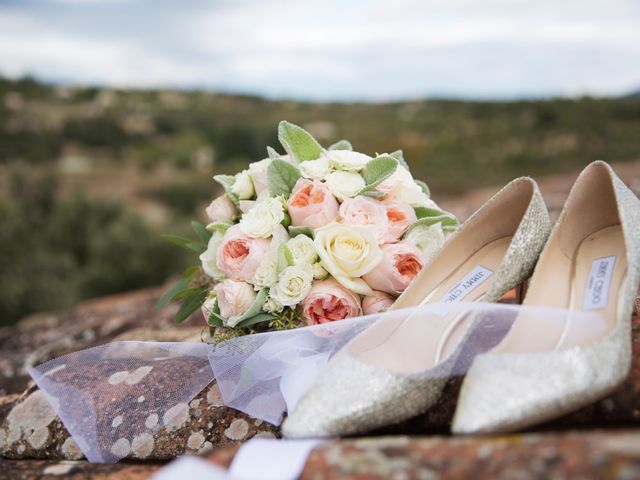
[439,265,494,303]
[582,256,617,310]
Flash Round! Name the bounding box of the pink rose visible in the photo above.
[214,279,256,321]
[339,196,389,244]
[302,279,362,325]
[216,225,270,282]
[362,242,424,295]
[201,293,216,321]
[384,202,417,243]
[362,290,395,315]
[287,179,339,230]
[206,195,238,222]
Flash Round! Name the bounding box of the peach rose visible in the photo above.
[362,290,395,315]
[362,242,424,295]
[302,279,362,325]
[339,196,389,244]
[206,195,237,222]
[214,279,256,324]
[384,201,417,243]
[287,178,339,230]
[216,225,270,282]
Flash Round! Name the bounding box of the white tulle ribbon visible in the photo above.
[28,302,607,464]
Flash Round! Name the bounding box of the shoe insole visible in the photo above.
[350,236,512,374]
[492,225,626,354]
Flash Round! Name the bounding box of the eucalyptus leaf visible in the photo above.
[268,159,301,197]
[329,140,353,151]
[266,146,280,160]
[360,155,398,192]
[288,226,314,238]
[390,150,411,171]
[162,234,206,254]
[156,277,188,308]
[226,289,269,327]
[175,289,207,323]
[235,312,276,328]
[278,121,323,162]
[172,287,207,300]
[415,179,431,197]
[186,242,207,254]
[182,265,200,279]
[191,220,212,243]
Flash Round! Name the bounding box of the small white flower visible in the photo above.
[286,235,318,266]
[263,296,284,314]
[312,262,329,280]
[299,156,331,180]
[325,171,365,201]
[404,223,446,262]
[324,150,371,172]
[239,197,285,238]
[253,257,278,289]
[231,170,255,200]
[199,232,225,281]
[270,265,314,307]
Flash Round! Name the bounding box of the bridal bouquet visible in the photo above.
[159,121,458,338]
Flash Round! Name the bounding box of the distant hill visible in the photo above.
[623,89,640,100]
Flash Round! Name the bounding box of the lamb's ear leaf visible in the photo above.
[415,179,431,197]
[361,190,385,199]
[206,221,233,234]
[225,289,269,327]
[389,150,411,172]
[359,155,398,193]
[329,140,353,151]
[276,243,295,273]
[407,210,459,234]
[213,174,240,206]
[268,159,301,197]
[267,146,281,160]
[278,121,323,162]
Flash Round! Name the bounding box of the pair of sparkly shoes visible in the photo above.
[282,160,640,437]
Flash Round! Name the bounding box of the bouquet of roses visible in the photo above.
[158,121,458,338]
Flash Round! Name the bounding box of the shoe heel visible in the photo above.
[515,280,528,304]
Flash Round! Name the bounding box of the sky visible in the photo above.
[0,0,639,101]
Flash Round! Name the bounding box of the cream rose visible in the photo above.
[252,257,278,289]
[299,156,331,180]
[231,170,255,200]
[339,196,389,244]
[324,171,365,201]
[404,222,446,262]
[270,265,314,307]
[312,262,329,279]
[324,150,371,172]
[287,235,318,266]
[199,231,225,281]
[239,197,285,238]
[205,195,237,223]
[314,223,383,295]
[214,279,257,326]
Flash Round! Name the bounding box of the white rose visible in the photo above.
[404,223,446,262]
[253,257,278,289]
[377,165,430,207]
[299,156,332,180]
[287,235,318,266]
[324,150,371,172]
[312,262,329,280]
[263,296,284,314]
[239,197,285,238]
[231,170,255,200]
[199,231,225,281]
[325,171,365,201]
[314,223,383,295]
[248,158,271,196]
[270,265,314,307]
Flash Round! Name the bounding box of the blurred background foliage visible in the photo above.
[1,75,640,325]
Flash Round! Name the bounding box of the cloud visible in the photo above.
[0,0,639,100]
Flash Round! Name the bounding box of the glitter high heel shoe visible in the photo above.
[282,177,551,438]
[452,161,640,434]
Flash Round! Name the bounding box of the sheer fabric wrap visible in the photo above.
[28,302,607,463]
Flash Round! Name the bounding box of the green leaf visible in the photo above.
[414,207,456,220]
[235,312,276,328]
[268,159,301,197]
[405,213,459,236]
[329,140,353,151]
[175,289,208,323]
[162,234,205,254]
[266,146,280,160]
[213,174,239,206]
[288,226,313,238]
[182,265,200,279]
[206,221,233,234]
[186,242,207,254]
[278,121,323,162]
[172,287,207,300]
[415,179,430,197]
[361,190,385,199]
[360,155,398,192]
[277,242,295,273]
[191,220,212,243]
[207,301,225,327]
[282,211,291,228]
[227,289,269,327]
[389,150,411,172]
[156,277,188,308]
